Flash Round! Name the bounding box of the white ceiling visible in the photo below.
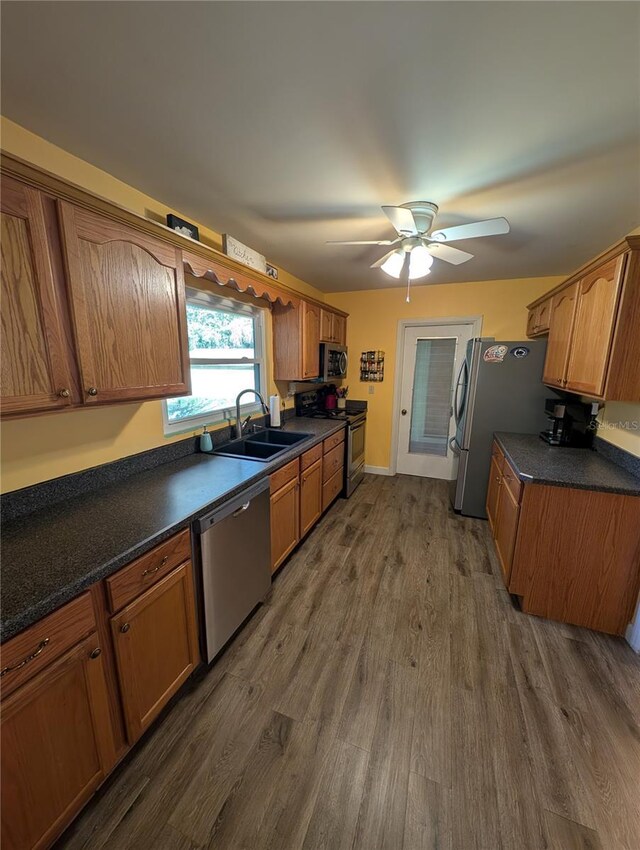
[2,2,639,292]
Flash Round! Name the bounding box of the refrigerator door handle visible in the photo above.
[453,359,468,426]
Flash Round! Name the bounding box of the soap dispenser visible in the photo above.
[200,426,213,453]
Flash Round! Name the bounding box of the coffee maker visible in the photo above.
[540,397,599,447]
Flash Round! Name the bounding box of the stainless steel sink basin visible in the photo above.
[248,429,312,446]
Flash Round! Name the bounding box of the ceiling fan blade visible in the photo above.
[430,217,510,243]
[370,248,400,269]
[425,243,474,265]
[381,205,417,235]
[327,239,398,246]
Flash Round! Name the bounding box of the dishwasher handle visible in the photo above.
[195,477,270,533]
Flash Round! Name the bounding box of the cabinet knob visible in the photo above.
[58,388,71,398]
[89,647,102,659]
[87,387,98,396]
[120,623,130,633]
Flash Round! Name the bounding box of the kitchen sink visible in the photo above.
[214,440,288,461]
[213,429,313,462]
[248,429,311,446]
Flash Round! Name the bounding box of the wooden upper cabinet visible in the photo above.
[1,633,116,850]
[1,175,74,415]
[565,256,624,397]
[273,299,321,381]
[320,308,347,345]
[58,203,190,404]
[526,297,552,338]
[110,561,199,744]
[542,282,578,389]
[302,301,321,379]
[320,308,334,342]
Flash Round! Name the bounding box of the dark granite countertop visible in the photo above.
[494,432,640,496]
[1,418,346,643]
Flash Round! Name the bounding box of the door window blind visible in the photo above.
[409,337,457,457]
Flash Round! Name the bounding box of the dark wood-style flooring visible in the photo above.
[56,474,640,850]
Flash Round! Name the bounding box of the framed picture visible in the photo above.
[166,214,199,241]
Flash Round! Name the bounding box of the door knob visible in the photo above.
[401,409,407,416]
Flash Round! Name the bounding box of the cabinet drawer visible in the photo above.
[105,528,191,614]
[300,442,322,471]
[270,457,300,493]
[502,460,523,504]
[0,592,96,698]
[322,468,343,511]
[323,428,345,454]
[323,443,344,483]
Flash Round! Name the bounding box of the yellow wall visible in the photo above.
[598,403,640,457]
[0,118,324,493]
[326,277,564,469]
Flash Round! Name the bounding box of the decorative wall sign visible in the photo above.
[167,214,199,241]
[360,350,385,382]
[222,234,267,273]
[266,263,279,280]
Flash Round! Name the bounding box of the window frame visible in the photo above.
[163,287,267,436]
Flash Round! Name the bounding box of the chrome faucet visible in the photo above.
[235,389,269,439]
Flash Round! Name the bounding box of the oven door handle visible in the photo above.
[350,422,364,432]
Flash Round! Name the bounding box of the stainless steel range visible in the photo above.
[295,391,367,497]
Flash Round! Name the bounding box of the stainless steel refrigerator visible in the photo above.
[449,338,549,518]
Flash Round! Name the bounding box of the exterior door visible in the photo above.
[396,323,474,478]
[59,202,190,404]
[1,175,74,415]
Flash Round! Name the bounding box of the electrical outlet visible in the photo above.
[368,385,375,395]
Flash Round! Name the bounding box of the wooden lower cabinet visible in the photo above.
[494,482,520,584]
[270,475,300,573]
[110,561,199,743]
[0,529,201,849]
[487,439,640,635]
[1,633,116,850]
[300,458,323,537]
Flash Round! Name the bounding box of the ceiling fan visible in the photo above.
[327,202,510,287]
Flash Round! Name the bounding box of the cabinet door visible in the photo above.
[543,283,578,389]
[1,175,73,415]
[486,455,502,534]
[59,203,190,404]
[565,256,624,397]
[495,482,520,586]
[300,457,323,537]
[536,298,552,334]
[320,309,334,342]
[1,634,116,850]
[270,476,300,572]
[301,301,321,379]
[526,306,539,338]
[110,561,199,743]
[333,313,346,346]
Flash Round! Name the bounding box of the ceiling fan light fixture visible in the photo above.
[408,245,434,280]
[380,249,405,278]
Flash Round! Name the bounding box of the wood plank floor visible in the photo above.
[56,474,640,850]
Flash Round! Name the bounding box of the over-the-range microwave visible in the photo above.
[320,343,348,381]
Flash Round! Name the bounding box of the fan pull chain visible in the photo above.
[405,277,411,303]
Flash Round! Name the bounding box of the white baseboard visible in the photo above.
[364,465,393,476]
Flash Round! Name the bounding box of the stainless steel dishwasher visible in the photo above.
[196,478,271,662]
